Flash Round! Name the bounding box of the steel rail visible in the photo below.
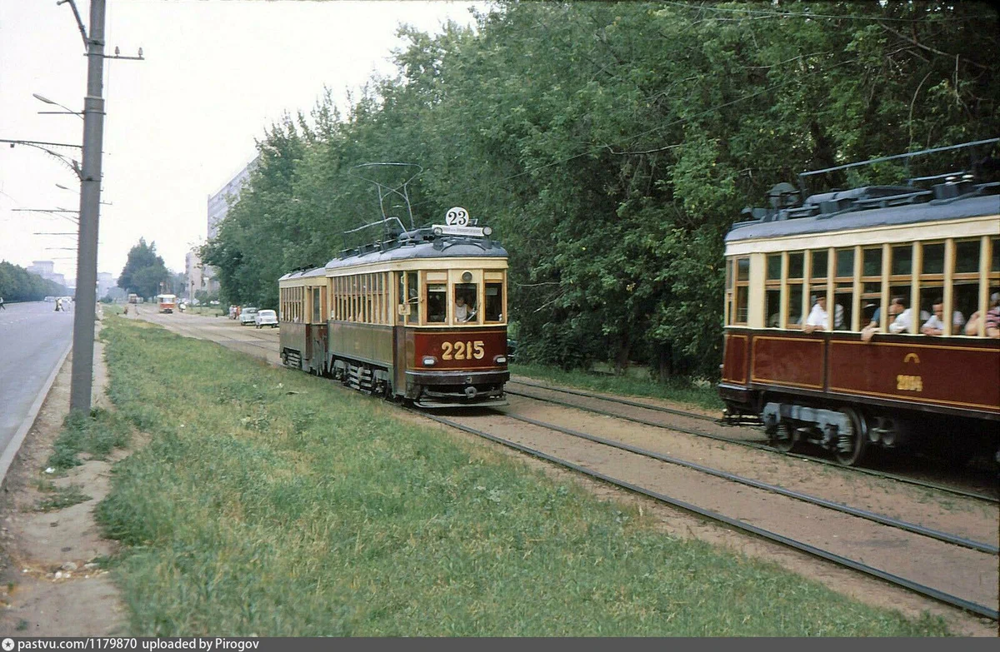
[506,386,1000,504]
[498,411,998,554]
[507,378,719,422]
[413,410,999,621]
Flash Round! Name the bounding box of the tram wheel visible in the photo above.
[771,422,797,452]
[834,407,867,467]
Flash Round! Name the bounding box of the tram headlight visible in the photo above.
[483,226,493,236]
[494,355,507,365]
[422,356,437,367]
[462,271,473,283]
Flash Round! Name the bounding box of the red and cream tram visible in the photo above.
[279,216,509,407]
[719,144,1000,465]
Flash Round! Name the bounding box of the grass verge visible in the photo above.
[95,315,948,636]
[47,408,132,471]
[34,482,91,512]
[510,362,724,412]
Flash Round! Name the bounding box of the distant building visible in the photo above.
[203,155,258,296]
[27,260,69,289]
[97,272,117,298]
[186,248,218,297]
[207,155,259,240]
[27,260,55,277]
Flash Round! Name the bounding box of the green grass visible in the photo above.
[186,306,226,317]
[94,315,950,636]
[47,408,132,471]
[510,362,725,413]
[34,482,91,512]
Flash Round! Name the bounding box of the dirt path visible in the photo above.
[0,329,129,636]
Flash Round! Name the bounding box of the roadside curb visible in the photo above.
[0,341,73,487]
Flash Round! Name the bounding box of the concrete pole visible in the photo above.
[69,0,106,413]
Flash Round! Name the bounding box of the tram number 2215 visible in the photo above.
[441,340,485,361]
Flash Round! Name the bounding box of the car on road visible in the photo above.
[239,307,258,325]
[254,309,278,329]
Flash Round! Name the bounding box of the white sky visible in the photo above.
[0,0,481,284]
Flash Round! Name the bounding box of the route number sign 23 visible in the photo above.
[446,207,470,226]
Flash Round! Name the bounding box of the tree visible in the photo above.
[0,261,67,302]
[118,238,170,298]
[200,1,1000,379]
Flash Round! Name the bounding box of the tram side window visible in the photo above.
[485,282,504,322]
[407,271,419,325]
[396,272,405,323]
[954,239,981,335]
[809,249,832,331]
[888,244,915,333]
[427,284,447,323]
[312,287,321,323]
[786,252,804,328]
[834,248,853,330]
[730,257,749,326]
[861,247,882,328]
[765,254,781,328]
[724,259,733,325]
[918,242,948,333]
[454,282,478,324]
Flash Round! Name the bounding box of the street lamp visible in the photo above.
[33,93,83,119]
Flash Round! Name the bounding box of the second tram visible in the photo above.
[719,141,1000,465]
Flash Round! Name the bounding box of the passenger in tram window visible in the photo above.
[921,298,965,336]
[454,283,478,323]
[802,295,828,333]
[965,292,1000,338]
[455,295,471,323]
[888,298,930,334]
[869,296,904,329]
[862,297,905,342]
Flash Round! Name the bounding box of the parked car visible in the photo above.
[239,307,258,325]
[254,309,278,329]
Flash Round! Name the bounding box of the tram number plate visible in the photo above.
[896,375,923,392]
[441,340,485,361]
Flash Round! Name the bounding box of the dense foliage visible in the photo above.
[204,1,1000,378]
[0,261,67,302]
[118,239,172,299]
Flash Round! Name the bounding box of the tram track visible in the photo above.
[412,408,1000,622]
[494,410,997,554]
[505,379,1000,504]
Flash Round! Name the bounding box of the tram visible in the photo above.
[157,294,177,314]
[279,208,509,408]
[718,140,1000,465]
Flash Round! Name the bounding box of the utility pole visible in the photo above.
[69,0,106,413]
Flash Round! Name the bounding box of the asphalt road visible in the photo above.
[0,301,74,461]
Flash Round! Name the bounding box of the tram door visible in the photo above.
[393,271,419,395]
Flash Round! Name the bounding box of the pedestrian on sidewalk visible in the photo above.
[0,296,5,310]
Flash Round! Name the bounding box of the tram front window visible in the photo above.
[485,282,503,322]
[427,284,447,323]
[454,283,478,324]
